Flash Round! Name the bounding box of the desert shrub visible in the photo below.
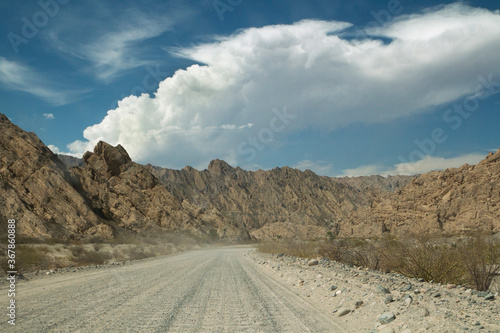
[318,239,382,270]
[123,246,153,260]
[71,245,111,265]
[345,243,382,270]
[258,239,318,258]
[379,235,465,284]
[258,233,499,291]
[15,235,45,244]
[318,241,343,262]
[459,235,500,291]
[17,245,51,272]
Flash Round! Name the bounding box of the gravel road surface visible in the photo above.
[0,247,346,332]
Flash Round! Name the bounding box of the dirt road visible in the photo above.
[1,247,346,332]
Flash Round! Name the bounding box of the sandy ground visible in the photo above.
[248,250,500,333]
[0,247,348,332]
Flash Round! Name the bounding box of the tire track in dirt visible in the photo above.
[0,247,347,332]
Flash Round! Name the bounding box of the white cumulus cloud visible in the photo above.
[67,4,500,169]
[43,113,55,120]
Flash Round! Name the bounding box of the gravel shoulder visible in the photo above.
[0,247,347,332]
[248,250,500,333]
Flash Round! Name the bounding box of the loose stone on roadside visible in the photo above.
[354,300,364,309]
[337,308,351,317]
[378,312,396,324]
[377,285,391,294]
[420,307,430,317]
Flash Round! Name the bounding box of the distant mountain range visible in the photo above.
[0,113,497,242]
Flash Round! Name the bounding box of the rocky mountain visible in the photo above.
[0,114,107,240]
[0,114,372,241]
[333,175,412,194]
[144,162,371,239]
[1,113,497,241]
[341,149,500,237]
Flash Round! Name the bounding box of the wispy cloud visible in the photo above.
[339,165,387,177]
[293,160,335,176]
[48,8,178,82]
[339,153,486,177]
[43,113,55,119]
[0,57,85,105]
[387,153,486,175]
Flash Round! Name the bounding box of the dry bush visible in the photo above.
[17,245,51,272]
[258,239,318,258]
[259,231,499,291]
[318,239,381,270]
[123,246,154,260]
[71,245,112,266]
[318,241,343,262]
[379,235,465,284]
[459,235,500,291]
[345,243,382,270]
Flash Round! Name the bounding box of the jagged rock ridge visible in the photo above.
[1,113,497,241]
[0,114,373,240]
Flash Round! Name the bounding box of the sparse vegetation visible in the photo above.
[258,239,319,258]
[70,245,112,265]
[17,245,52,272]
[259,233,500,291]
[379,235,465,284]
[458,236,500,291]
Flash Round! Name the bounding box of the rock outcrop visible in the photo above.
[145,164,370,239]
[0,114,107,239]
[342,148,500,237]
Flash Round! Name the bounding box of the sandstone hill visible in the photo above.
[342,149,500,237]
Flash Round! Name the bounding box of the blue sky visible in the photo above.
[1,0,499,176]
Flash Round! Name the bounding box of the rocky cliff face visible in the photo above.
[145,163,370,239]
[333,175,413,194]
[342,149,500,237]
[0,114,108,239]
